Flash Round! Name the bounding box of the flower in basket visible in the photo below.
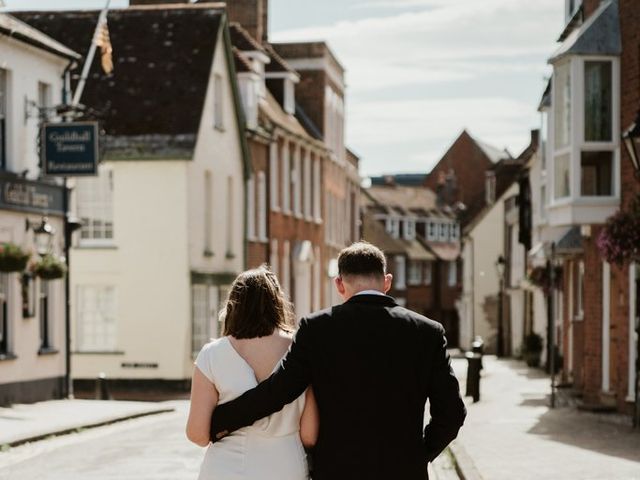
[597,193,640,266]
[0,243,32,273]
[33,254,67,280]
[526,265,562,295]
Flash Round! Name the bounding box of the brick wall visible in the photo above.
[224,0,269,42]
[424,131,493,226]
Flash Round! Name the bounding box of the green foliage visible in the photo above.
[0,243,31,273]
[32,254,67,280]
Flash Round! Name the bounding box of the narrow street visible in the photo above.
[0,399,459,480]
[0,401,203,480]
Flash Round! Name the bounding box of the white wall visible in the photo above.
[188,30,245,276]
[71,161,192,380]
[0,211,65,384]
[467,182,518,350]
[1,34,68,178]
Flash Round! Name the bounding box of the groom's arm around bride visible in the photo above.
[210,242,466,479]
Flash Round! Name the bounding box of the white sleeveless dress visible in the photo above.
[195,336,308,480]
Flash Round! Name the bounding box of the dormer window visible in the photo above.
[450,223,460,241]
[266,72,299,116]
[427,221,438,242]
[403,219,416,241]
[438,223,449,242]
[385,217,400,239]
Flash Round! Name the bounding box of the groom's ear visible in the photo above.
[383,273,393,293]
[334,276,346,296]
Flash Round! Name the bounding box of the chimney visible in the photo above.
[225,0,269,43]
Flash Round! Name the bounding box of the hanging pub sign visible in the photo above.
[41,122,99,176]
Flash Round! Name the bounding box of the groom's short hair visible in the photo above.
[338,241,386,278]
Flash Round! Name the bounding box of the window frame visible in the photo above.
[394,255,406,291]
[447,260,458,287]
[408,260,422,286]
[76,166,115,247]
[76,284,118,353]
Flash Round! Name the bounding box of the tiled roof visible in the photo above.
[0,12,80,60]
[259,90,313,140]
[16,6,224,159]
[263,42,298,75]
[366,184,437,212]
[550,0,621,63]
[229,22,266,54]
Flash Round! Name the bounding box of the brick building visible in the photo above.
[362,182,462,346]
[424,130,511,227]
[227,0,361,315]
[532,0,639,418]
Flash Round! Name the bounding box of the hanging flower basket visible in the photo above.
[0,243,31,273]
[32,254,67,280]
[527,265,562,294]
[596,193,640,266]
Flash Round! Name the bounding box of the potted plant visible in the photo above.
[32,254,67,280]
[527,265,562,295]
[0,243,31,273]
[522,332,543,367]
[597,193,640,265]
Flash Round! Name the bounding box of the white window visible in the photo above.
[284,78,295,115]
[0,69,7,170]
[386,218,400,239]
[38,81,51,121]
[313,156,322,222]
[450,223,460,241]
[270,141,279,211]
[246,176,256,240]
[540,109,549,171]
[576,260,584,319]
[76,285,117,352]
[226,176,234,257]
[581,60,614,197]
[394,256,406,290]
[282,241,291,295]
[282,141,291,214]
[554,61,572,151]
[408,261,422,286]
[204,171,213,255]
[448,261,457,287]
[0,274,10,355]
[214,73,224,130]
[404,219,416,240]
[76,167,114,246]
[424,262,432,285]
[293,145,302,217]
[427,221,438,241]
[485,172,496,205]
[257,171,267,241]
[304,149,312,219]
[438,223,449,242]
[191,284,220,355]
[270,239,279,276]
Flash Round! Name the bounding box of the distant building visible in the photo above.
[0,13,80,405]
[424,130,511,227]
[362,182,461,346]
[228,1,361,314]
[18,4,249,390]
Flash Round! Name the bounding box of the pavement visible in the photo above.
[0,399,173,447]
[449,356,640,480]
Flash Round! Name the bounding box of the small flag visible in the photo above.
[94,20,113,74]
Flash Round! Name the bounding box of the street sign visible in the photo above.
[41,122,99,176]
[0,172,65,215]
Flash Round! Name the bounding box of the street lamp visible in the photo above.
[495,255,506,357]
[25,217,55,256]
[622,110,640,180]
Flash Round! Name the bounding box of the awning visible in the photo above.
[555,226,583,256]
[424,242,460,261]
[549,0,621,64]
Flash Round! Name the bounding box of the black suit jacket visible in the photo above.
[210,294,466,480]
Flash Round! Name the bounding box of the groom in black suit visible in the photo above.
[210,242,466,479]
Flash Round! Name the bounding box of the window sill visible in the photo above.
[314,217,323,225]
[203,249,214,258]
[75,244,118,250]
[0,352,17,361]
[258,236,269,244]
[270,206,281,213]
[225,252,236,260]
[72,350,125,355]
[38,347,59,356]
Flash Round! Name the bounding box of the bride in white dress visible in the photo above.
[186,266,318,480]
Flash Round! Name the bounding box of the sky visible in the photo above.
[3,0,565,176]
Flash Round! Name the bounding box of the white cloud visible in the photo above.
[271,0,563,175]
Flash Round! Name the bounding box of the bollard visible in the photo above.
[95,372,111,400]
[471,336,484,370]
[465,352,481,403]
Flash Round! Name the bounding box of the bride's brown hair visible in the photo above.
[222,265,294,339]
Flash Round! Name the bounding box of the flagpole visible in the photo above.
[71,0,111,107]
